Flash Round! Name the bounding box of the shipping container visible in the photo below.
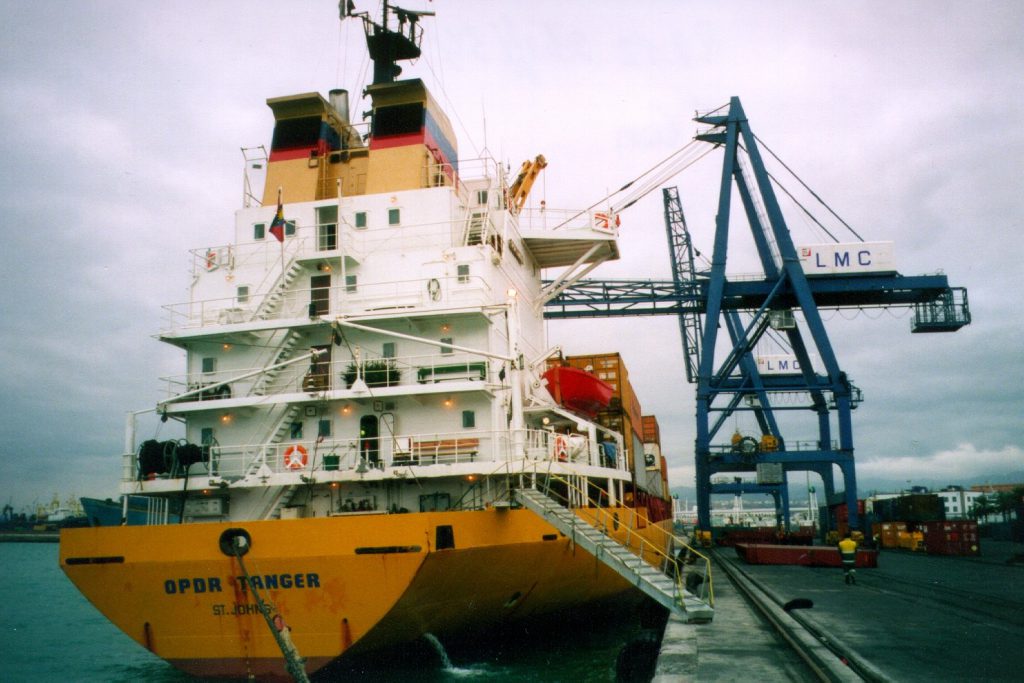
[874,521,907,549]
[872,494,945,523]
[922,520,980,556]
[641,415,660,444]
[897,530,924,551]
[831,499,866,524]
[798,241,895,276]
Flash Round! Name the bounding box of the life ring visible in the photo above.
[205,249,219,271]
[427,278,441,301]
[593,212,621,230]
[283,444,308,470]
[555,435,569,462]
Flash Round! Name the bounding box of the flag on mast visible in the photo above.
[269,189,285,242]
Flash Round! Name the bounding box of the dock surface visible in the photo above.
[656,540,1024,681]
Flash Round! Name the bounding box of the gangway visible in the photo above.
[514,487,714,623]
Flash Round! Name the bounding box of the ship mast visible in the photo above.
[346,0,435,84]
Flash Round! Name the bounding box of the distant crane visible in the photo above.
[545,96,970,533]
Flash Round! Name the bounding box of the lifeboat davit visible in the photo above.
[542,366,614,419]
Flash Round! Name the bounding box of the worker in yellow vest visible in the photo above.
[838,532,858,585]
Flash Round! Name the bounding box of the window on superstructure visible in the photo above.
[440,337,453,355]
[201,357,216,374]
[318,419,332,439]
[286,220,296,237]
[373,103,424,137]
[462,410,475,429]
[354,211,367,229]
[476,190,488,206]
[290,422,303,439]
[457,264,470,283]
[345,274,358,293]
[200,427,214,445]
[271,116,321,151]
[236,286,250,304]
[382,342,396,359]
[254,223,266,240]
[317,206,338,251]
[388,208,401,226]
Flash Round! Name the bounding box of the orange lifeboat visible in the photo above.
[542,366,613,419]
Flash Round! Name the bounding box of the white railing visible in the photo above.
[517,206,617,234]
[159,350,495,400]
[130,428,627,481]
[162,273,494,334]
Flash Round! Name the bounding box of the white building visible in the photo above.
[936,487,983,519]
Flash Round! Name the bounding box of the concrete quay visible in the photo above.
[655,540,1024,681]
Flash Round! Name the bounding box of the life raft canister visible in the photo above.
[283,444,308,470]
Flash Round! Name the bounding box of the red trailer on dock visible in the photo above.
[735,543,879,567]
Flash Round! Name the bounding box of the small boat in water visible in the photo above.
[60,3,711,679]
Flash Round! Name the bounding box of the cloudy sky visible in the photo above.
[1,1,1022,510]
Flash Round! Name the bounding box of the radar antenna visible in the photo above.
[344,1,435,84]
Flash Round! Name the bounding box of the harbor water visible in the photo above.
[1,542,651,682]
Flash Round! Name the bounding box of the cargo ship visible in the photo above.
[59,3,707,679]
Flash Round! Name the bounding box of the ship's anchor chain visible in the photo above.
[230,535,311,683]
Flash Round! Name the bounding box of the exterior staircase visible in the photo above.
[463,208,489,246]
[261,484,301,520]
[514,487,714,623]
[239,404,302,481]
[253,261,304,321]
[250,330,304,396]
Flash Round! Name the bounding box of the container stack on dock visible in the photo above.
[869,493,979,556]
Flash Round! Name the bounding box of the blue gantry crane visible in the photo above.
[544,97,970,534]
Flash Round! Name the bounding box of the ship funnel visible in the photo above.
[329,88,350,124]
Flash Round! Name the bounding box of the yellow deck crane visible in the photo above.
[507,154,547,214]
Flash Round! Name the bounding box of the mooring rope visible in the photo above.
[231,536,310,683]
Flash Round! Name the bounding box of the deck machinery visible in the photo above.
[544,97,970,533]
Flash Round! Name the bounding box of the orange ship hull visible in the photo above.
[61,508,667,679]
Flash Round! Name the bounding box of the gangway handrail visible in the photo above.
[538,474,714,608]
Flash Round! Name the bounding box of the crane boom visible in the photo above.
[507,154,547,215]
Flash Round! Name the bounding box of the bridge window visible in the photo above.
[373,103,424,137]
[271,116,321,151]
[388,208,401,226]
